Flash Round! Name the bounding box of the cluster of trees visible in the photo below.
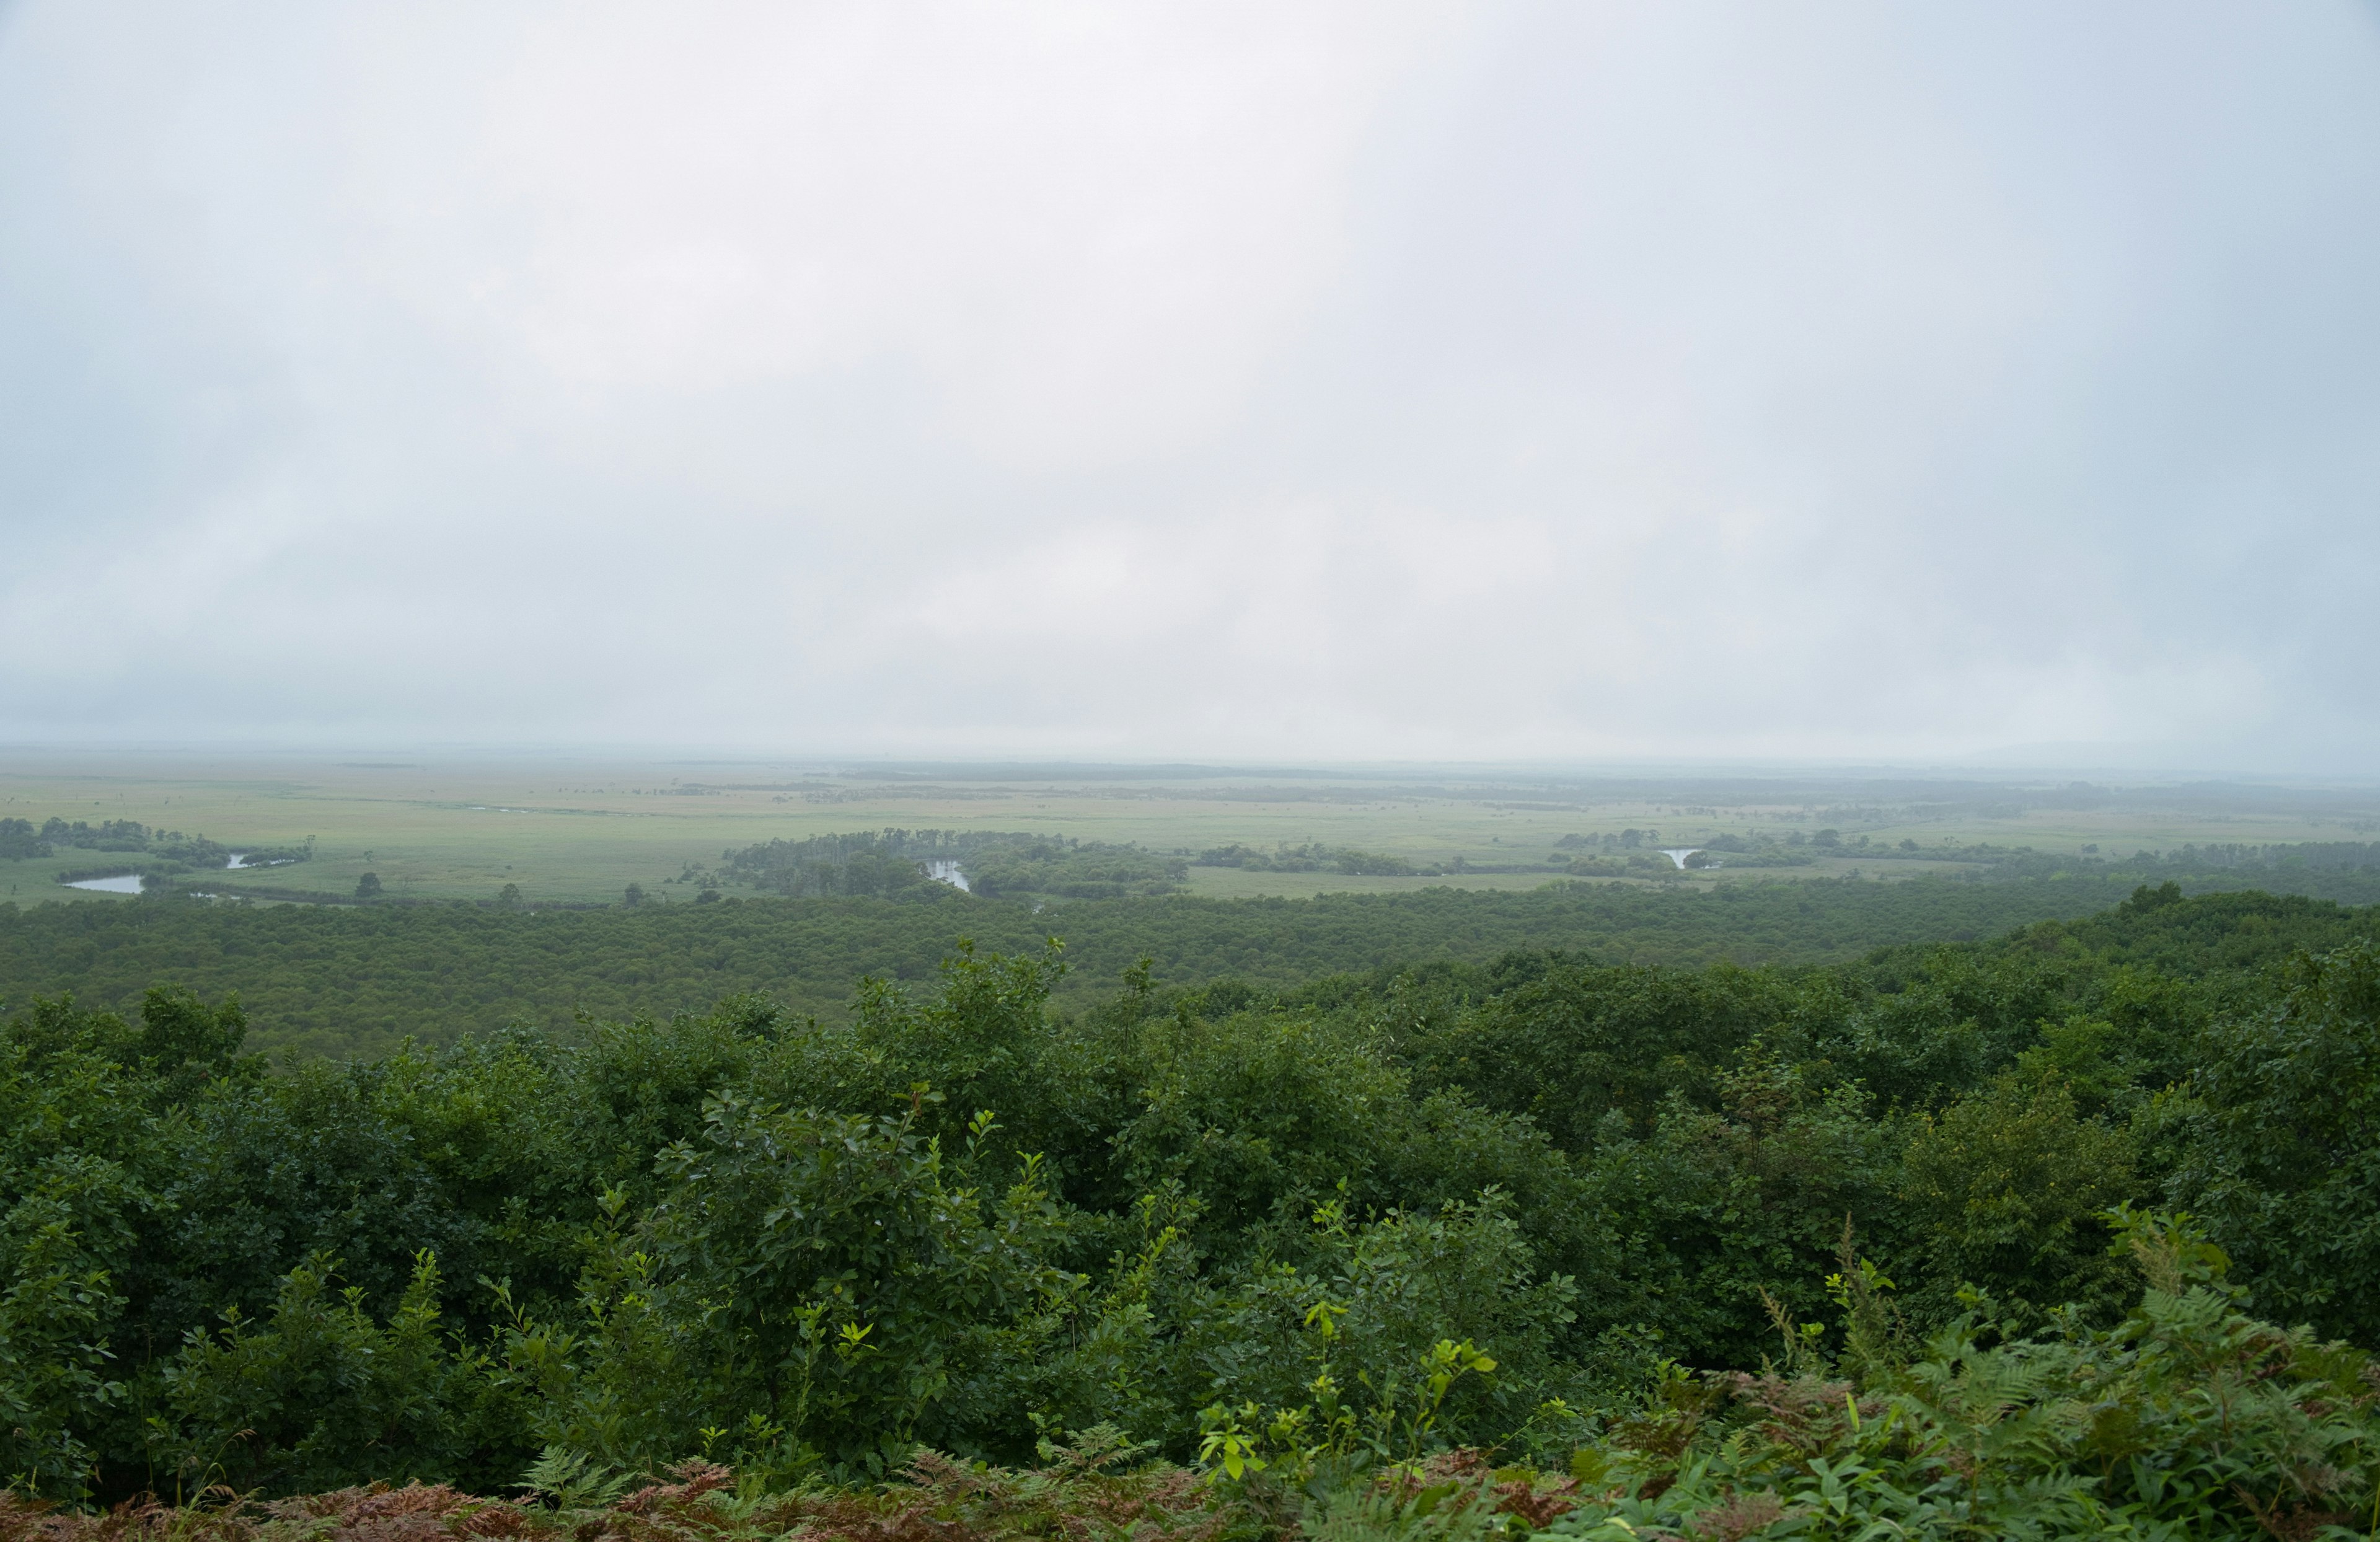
[7,884,2380,1536]
[694,830,1186,903]
[963,838,1188,901]
[1690,832,1820,868]
[1549,831,1810,877]
[0,821,48,860]
[1554,829,1668,852]
[702,829,992,900]
[1194,843,1421,876]
[37,818,155,853]
[0,818,311,878]
[1558,853,1683,878]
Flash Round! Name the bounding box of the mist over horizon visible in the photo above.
[5,2,2378,770]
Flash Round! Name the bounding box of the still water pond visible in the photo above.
[65,873,146,894]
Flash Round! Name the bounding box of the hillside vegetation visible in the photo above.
[9,886,2380,1537]
[12,875,2380,1060]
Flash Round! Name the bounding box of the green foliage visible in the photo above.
[0,822,50,861]
[1,873,2308,1060]
[1182,1196,1571,1476]
[1196,844,1427,878]
[1407,959,1798,1149]
[707,829,1186,902]
[632,1091,1082,1471]
[2149,938,2380,1344]
[1549,1213,2380,1541]
[709,828,985,899]
[9,888,2380,1528]
[1,815,310,887]
[962,839,1188,901]
[164,1251,522,1496]
[0,1163,130,1499]
[1900,1075,2138,1321]
[1570,1049,1902,1370]
[0,995,187,1499]
[1814,948,2073,1110]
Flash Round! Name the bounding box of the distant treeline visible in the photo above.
[698,829,989,898]
[0,816,311,874]
[966,836,1185,898]
[1191,837,1749,878]
[8,873,2378,1060]
[2049,840,2380,874]
[1539,828,2380,894]
[1194,842,1426,875]
[1839,837,2380,896]
[693,828,1186,901]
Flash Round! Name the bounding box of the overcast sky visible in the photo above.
[4,2,2378,768]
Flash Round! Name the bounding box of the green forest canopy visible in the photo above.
[9,883,2380,1539]
[14,873,2380,1059]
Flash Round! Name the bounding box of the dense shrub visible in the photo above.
[7,889,2380,1533]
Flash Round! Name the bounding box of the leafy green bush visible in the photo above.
[1899,1075,2138,1322]
[2150,939,2380,1344]
[1547,1213,2380,1541]
[166,1251,523,1496]
[12,894,2380,1519]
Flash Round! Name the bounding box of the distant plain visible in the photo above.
[5,751,2376,909]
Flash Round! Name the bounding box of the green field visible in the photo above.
[7,752,2378,908]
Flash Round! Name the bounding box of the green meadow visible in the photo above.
[5,751,2376,907]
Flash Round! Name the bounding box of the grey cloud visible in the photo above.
[2,1,2376,767]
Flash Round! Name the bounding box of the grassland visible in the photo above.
[4,751,2377,907]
